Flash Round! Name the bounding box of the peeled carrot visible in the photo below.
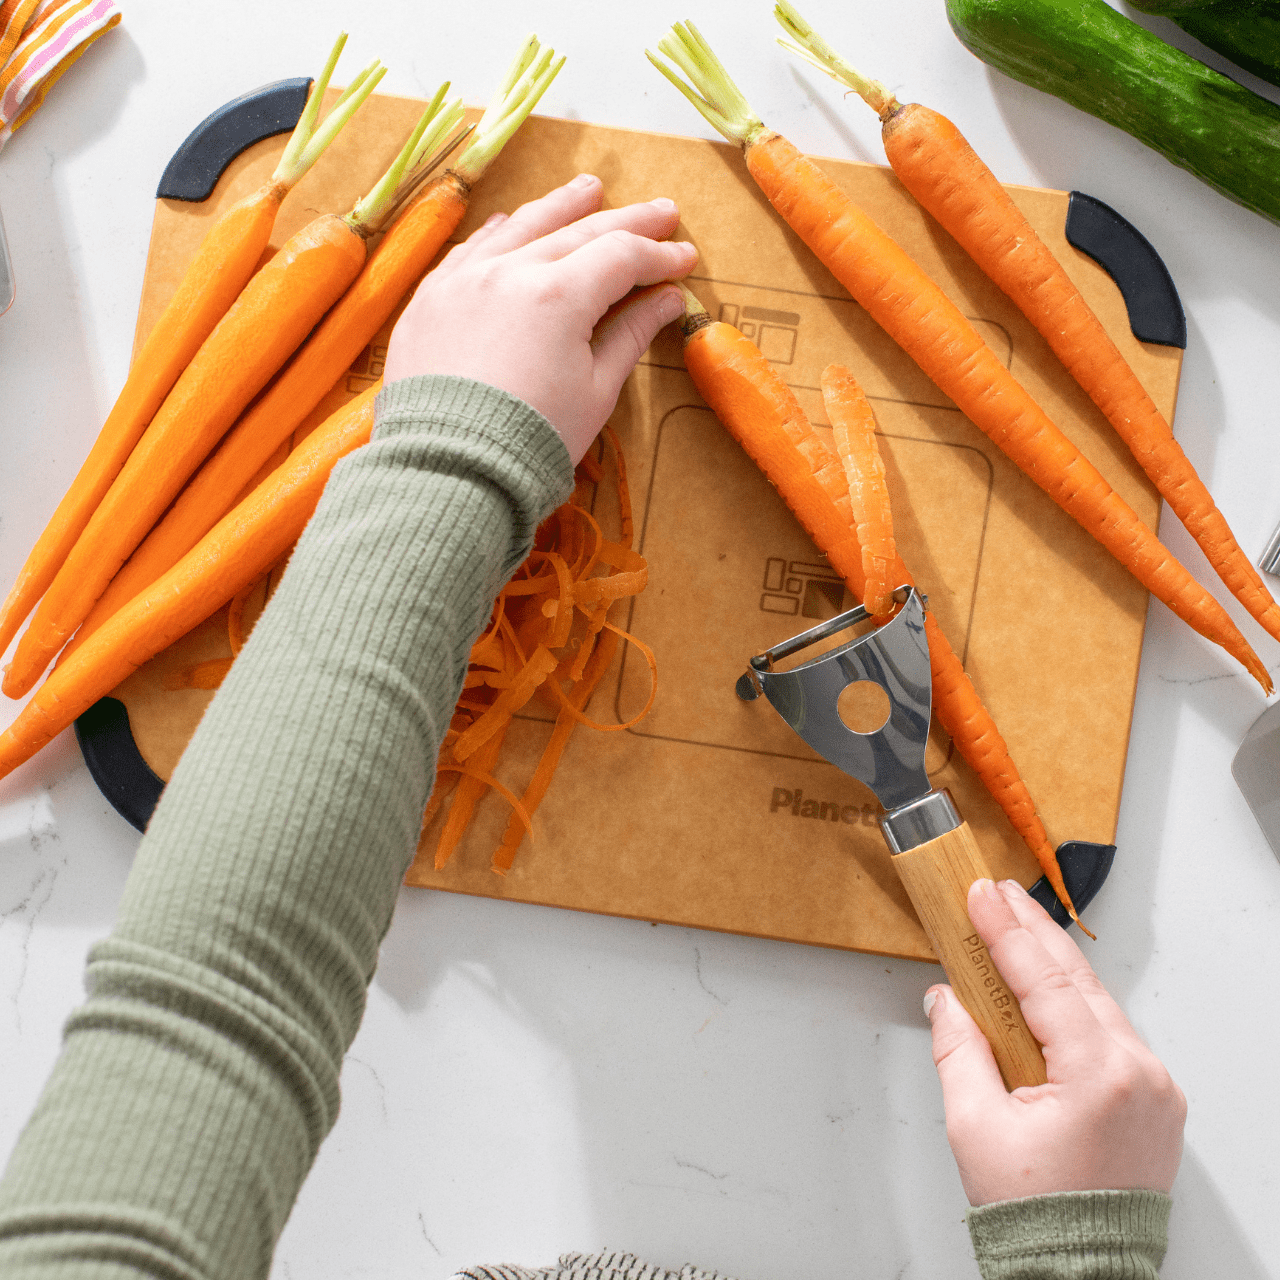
[2,212,370,697]
[679,295,1085,926]
[649,23,1271,694]
[822,364,896,617]
[0,34,380,663]
[0,387,378,783]
[775,2,1280,650]
[66,39,566,654]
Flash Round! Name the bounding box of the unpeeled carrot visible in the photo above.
[823,364,896,617]
[774,2,1280,651]
[0,387,378,783]
[65,39,567,654]
[0,34,380,663]
[649,22,1271,693]
[679,295,1084,925]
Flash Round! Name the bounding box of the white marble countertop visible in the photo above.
[2,3,1279,1277]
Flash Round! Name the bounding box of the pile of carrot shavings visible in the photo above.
[420,425,656,876]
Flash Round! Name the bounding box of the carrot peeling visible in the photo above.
[423,434,654,875]
[822,364,897,618]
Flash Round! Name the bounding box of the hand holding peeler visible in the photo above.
[737,587,1048,1091]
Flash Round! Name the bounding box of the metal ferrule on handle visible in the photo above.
[881,789,960,853]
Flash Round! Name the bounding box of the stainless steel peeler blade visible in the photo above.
[738,587,932,811]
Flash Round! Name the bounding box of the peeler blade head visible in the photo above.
[740,588,933,811]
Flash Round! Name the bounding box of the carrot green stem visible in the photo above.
[773,1,899,119]
[646,21,766,148]
[453,35,566,186]
[347,83,468,235]
[273,34,388,189]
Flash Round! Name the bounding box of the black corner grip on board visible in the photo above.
[74,697,164,833]
[1029,839,1116,931]
[1065,192,1186,349]
[156,77,314,203]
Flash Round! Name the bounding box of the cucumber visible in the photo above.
[1129,0,1280,89]
[945,0,1280,225]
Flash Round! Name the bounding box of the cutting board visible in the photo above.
[87,87,1186,962]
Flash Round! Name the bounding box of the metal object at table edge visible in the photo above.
[0,195,14,316]
[1232,698,1280,862]
[1258,522,1280,577]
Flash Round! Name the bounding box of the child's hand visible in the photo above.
[926,878,1186,1206]
[384,173,698,462]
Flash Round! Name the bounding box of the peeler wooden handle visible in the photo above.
[891,819,1048,1091]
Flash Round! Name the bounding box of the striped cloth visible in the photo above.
[452,1252,742,1280]
[0,0,121,150]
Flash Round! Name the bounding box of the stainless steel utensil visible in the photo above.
[1232,700,1280,860]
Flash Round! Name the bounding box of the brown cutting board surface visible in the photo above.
[113,93,1181,962]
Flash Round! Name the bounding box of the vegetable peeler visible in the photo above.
[737,586,1047,1090]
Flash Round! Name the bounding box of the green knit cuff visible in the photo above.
[376,376,572,502]
[967,1190,1171,1279]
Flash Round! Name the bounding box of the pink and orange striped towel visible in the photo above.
[0,0,121,151]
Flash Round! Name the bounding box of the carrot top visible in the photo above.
[272,33,387,190]
[452,35,566,187]
[346,83,470,237]
[773,2,899,120]
[646,21,769,148]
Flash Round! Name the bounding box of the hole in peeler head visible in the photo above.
[837,680,892,735]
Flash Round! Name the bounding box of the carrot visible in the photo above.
[63,38,567,656]
[0,387,378,783]
[679,294,1087,928]
[649,23,1272,694]
[0,34,381,664]
[2,90,475,697]
[775,2,1280,651]
[822,364,896,617]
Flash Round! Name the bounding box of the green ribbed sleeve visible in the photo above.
[0,377,573,1279]
[968,1190,1171,1278]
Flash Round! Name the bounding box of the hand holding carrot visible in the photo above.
[926,879,1185,1205]
[384,174,698,462]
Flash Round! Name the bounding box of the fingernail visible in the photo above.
[571,173,597,187]
[975,878,1000,901]
[657,287,683,324]
[650,196,678,212]
[923,988,943,1021]
[484,211,507,227]
[1001,879,1028,898]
